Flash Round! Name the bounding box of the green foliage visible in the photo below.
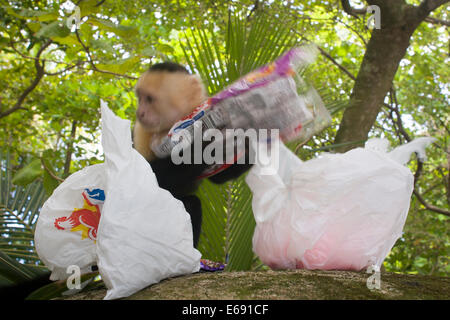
[0,150,47,277]
[196,177,255,271]
[11,159,43,186]
[385,205,449,276]
[0,250,46,288]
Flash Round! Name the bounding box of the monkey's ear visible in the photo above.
[188,74,207,102]
[134,71,149,96]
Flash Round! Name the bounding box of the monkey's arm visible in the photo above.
[149,155,209,197]
[207,137,253,184]
[208,163,253,184]
[149,135,253,193]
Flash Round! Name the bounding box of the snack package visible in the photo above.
[153,45,332,178]
[35,101,201,299]
[246,137,435,271]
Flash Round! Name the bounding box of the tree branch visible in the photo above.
[0,39,52,119]
[335,17,369,46]
[247,0,260,20]
[340,0,366,18]
[420,0,449,12]
[43,61,82,76]
[383,87,412,143]
[416,0,450,21]
[447,146,450,207]
[290,29,357,81]
[383,88,449,216]
[63,120,77,178]
[425,16,450,26]
[413,156,450,217]
[317,46,357,81]
[75,29,137,80]
[95,0,107,6]
[41,160,65,183]
[413,190,450,217]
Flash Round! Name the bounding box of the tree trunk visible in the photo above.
[334,0,448,152]
[334,27,415,151]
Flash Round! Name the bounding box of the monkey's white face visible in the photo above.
[135,71,206,133]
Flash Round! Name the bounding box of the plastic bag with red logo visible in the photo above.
[34,101,201,299]
[96,101,201,300]
[34,166,105,281]
[246,137,435,271]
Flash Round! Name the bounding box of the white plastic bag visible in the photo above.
[35,101,201,299]
[34,166,105,280]
[96,102,201,300]
[246,137,435,271]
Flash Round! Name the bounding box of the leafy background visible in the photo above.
[0,0,448,297]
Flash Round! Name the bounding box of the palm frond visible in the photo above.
[183,11,300,270]
[181,11,299,96]
[0,149,48,277]
[225,176,255,271]
[196,179,227,263]
[25,272,100,300]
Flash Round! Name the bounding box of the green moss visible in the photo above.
[62,270,450,300]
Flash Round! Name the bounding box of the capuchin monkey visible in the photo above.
[133,62,252,248]
[1,62,251,300]
[133,62,207,161]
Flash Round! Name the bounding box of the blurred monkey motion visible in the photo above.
[133,62,252,248]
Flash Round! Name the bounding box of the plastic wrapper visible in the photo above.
[246,137,436,271]
[153,45,332,178]
[35,101,201,299]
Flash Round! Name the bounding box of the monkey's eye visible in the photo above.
[146,95,154,103]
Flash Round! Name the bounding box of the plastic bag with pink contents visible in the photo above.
[246,137,435,271]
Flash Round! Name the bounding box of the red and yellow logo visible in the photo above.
[54,189,104,241]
